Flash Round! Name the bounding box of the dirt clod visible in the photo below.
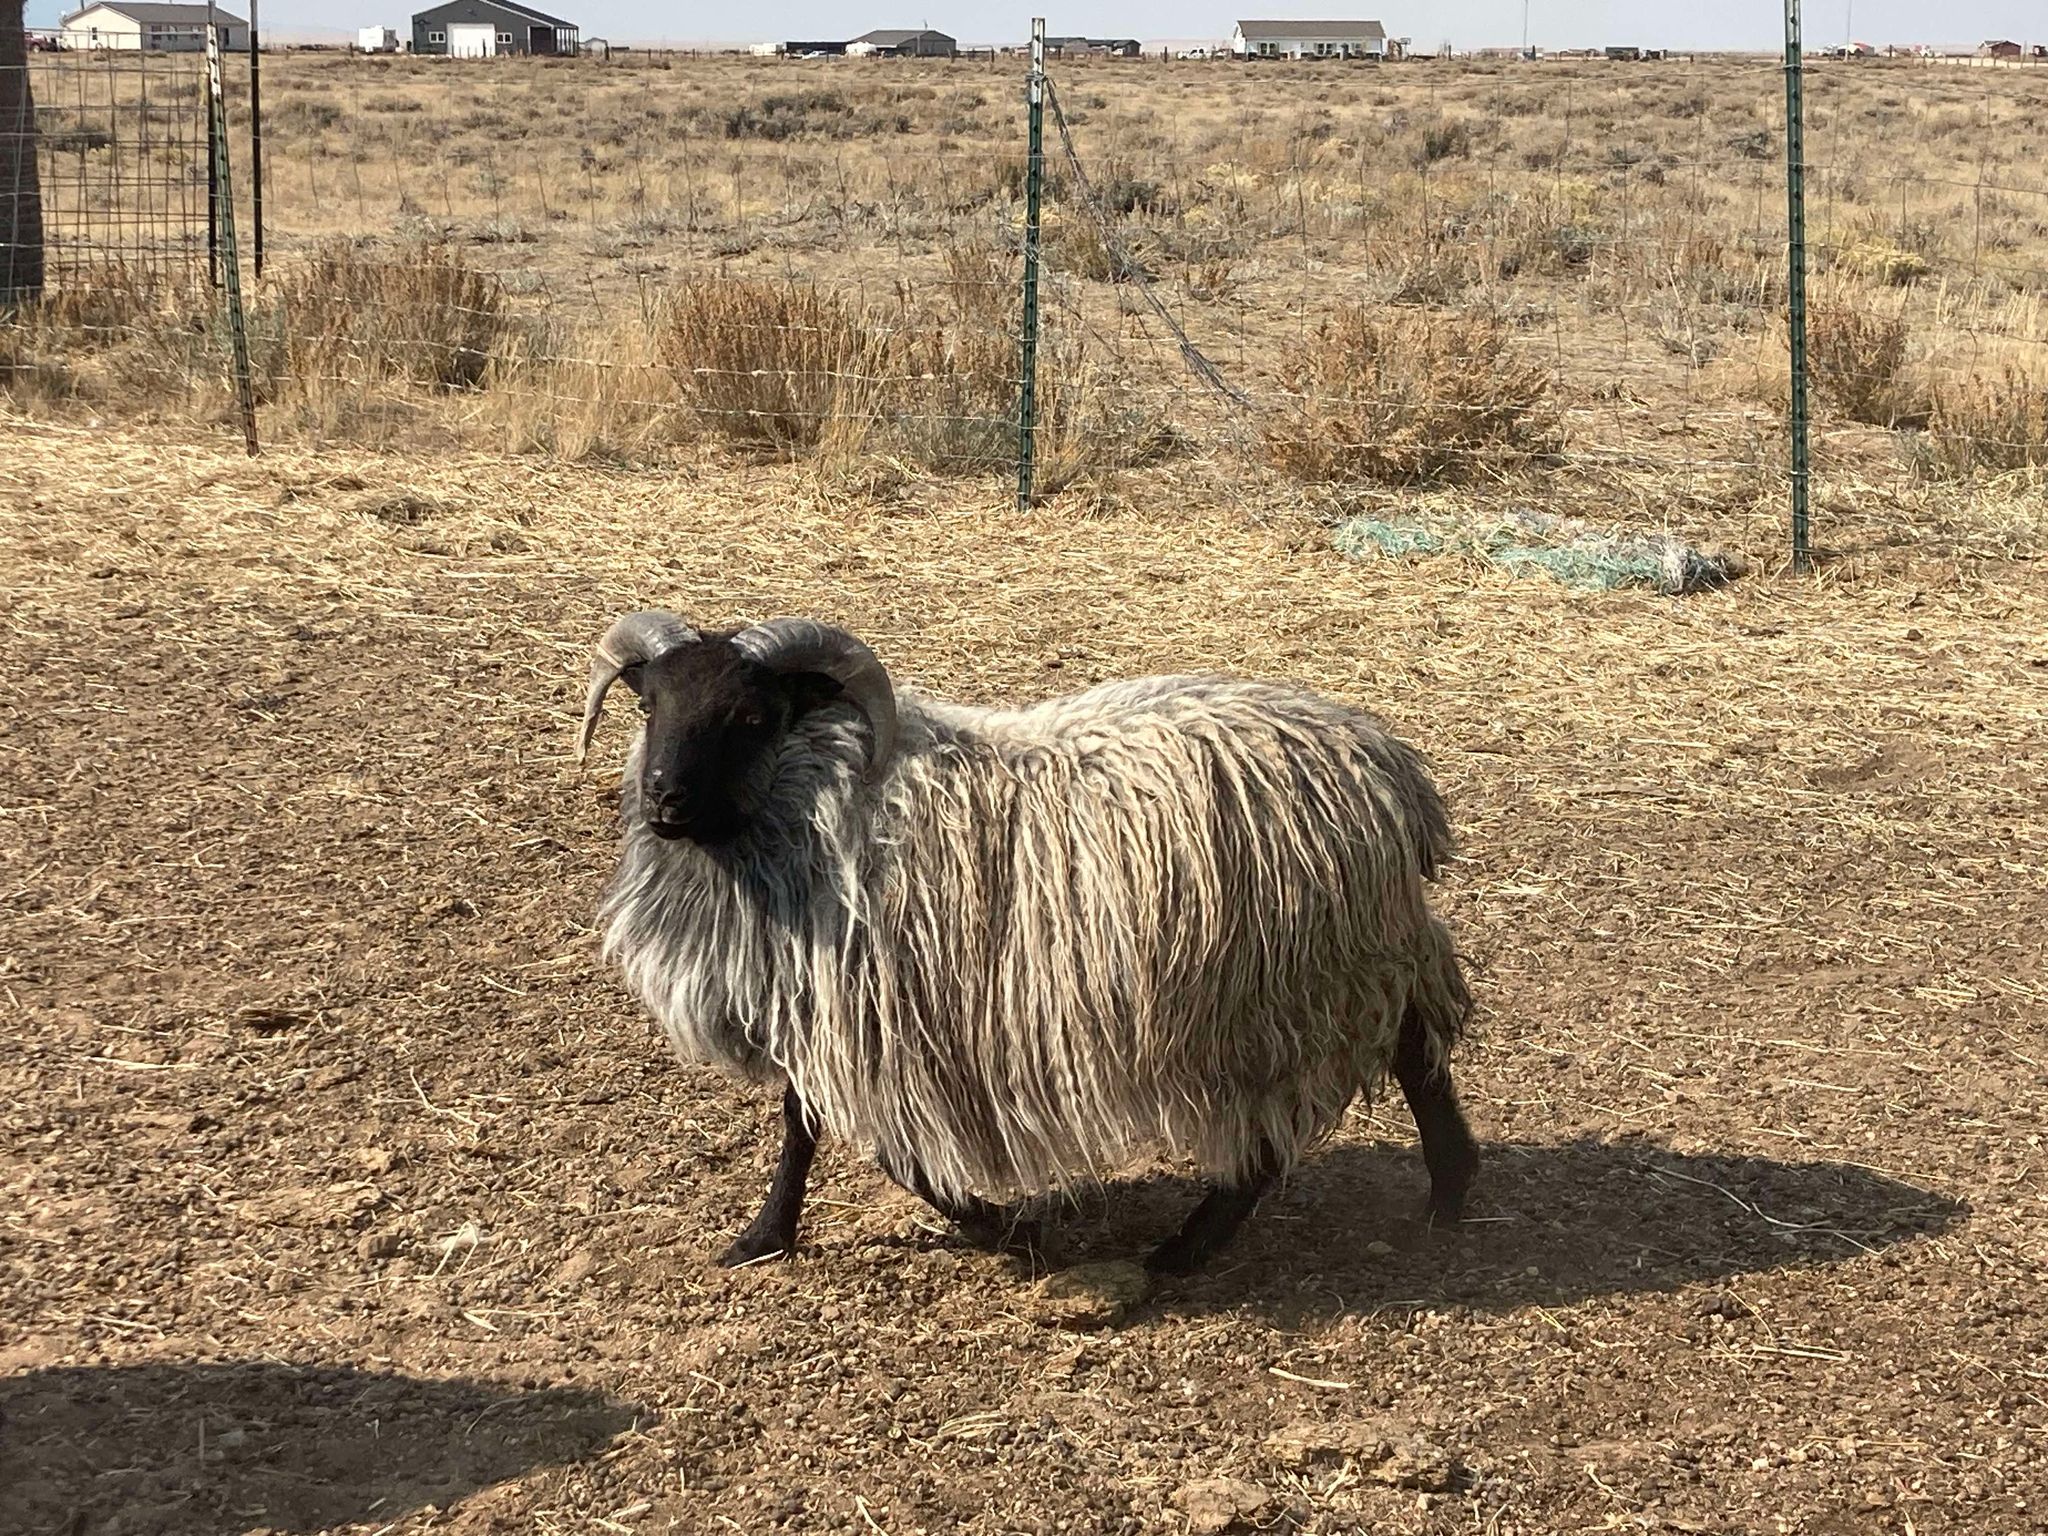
[1176,1477,1271,1533]
[1030,1261,1151,1329]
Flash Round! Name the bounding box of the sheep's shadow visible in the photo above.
[1039,1135,1965,1319]
[0,1360,639,1536]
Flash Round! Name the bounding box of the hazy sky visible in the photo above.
[27,0,2047,52]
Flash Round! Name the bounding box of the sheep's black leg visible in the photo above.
[1145,1141,1283,1276]
[1393,1007,1479,1225]
[718,1086,818,1266]
[879,1152,1041,1256]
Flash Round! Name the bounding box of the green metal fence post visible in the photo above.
[1783,0,1812,572]
[1016,16,1045,511]
[208,20,259,456]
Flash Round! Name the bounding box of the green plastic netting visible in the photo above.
[1333,509,1743,595]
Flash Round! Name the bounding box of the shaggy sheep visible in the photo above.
[580,611,1479,1274]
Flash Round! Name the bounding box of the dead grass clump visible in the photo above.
[1923,368,2048,477]
[655,268,1173,489]
[721,89,856,140]
[656,280,875,455]
[1833,236,1932,287]
[1266,306,1559,485]
[1809,304,1921,426]
[1415,117,1474,165]
[1041,210,1149,284]
[275,242,508,391]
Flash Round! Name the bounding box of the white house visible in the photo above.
[59,2,249,50]
[1230,18,1387,58]
[357,24,400,50]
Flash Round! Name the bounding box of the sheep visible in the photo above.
[579,611,1479,1274]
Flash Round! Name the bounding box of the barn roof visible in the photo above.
[1234,18,1388,41]
[61,3,249,24]
[852,28,954,45]
[413,0,577,26]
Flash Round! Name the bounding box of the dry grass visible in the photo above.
[1264,306,1559,485]
[272,241,509,392]
[1808,301,1919,427]
[10,50,2048,534]
[655,279,875,455]
[1925,365,2048,476]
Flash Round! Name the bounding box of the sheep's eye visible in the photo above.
[736,710,765,731]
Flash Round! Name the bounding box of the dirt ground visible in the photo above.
[2,424,2045,1535]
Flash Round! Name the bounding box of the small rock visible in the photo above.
[1365,1240,1395,1258]
[214,1427,247,1450]
[357,1230,403,1261]
[1695,1289,1754,1321]
[1030,1261,1150,1330]
[1267,1418,1457,1492]
[551,1248,597,1288]
[1177,1477,1270,1534]
[1370,1441,1456,1493]
[355,1147,397,1175]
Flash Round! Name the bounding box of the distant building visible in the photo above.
[1230,19,1386,58]
[412,0,579,55]
[1604,44,1642,60]
[846,27,955,56]
[1045,35,1141,57]
[358,24,400,50]
[59,2,248,51]
[1980,39,2022,58]
[753,38,851,55]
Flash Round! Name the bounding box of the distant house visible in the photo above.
[1604,44,1642,60]
[1230,19,1386,58]
[1980,38,2022,58]
[753,38,851,55]
[59,3,248,51]
[1046,35,1141,57]
[412,0,578,56]
[846,27,955,56]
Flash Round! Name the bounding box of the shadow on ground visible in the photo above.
[1031,1135,1967,1318]
[0,1360,639,1536]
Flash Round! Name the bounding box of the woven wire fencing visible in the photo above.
[2,33,258,409]
[4,45,2046,553]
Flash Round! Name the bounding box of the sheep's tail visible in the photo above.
[1350,719,1457,881]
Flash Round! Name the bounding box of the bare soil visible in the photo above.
[2,426,2045,1535]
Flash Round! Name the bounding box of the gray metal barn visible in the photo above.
[411,0,579,56]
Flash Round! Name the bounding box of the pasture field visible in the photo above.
[10,51,2048,521]
[3,50,2048,1536]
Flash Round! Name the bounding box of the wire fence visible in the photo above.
[4,37,2047,559]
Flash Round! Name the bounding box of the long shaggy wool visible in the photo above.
[599,675,1470,1205]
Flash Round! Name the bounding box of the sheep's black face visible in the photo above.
[625,642,834,846]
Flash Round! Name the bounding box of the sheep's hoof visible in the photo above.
[1424,1150,1479,1228]
[717,1229,796,1267]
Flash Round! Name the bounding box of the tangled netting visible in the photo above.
[1334,508,1746,595]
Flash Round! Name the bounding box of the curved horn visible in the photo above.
[733,618,899,778]
[577,610,700,763]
